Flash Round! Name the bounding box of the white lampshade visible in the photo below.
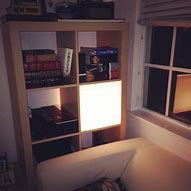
[79,81,122,132]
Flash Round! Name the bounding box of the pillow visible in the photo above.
[74,177,127,191]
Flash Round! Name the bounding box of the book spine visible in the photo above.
[108,62,120,79]
[25,54,57,62]
[25,76,62,89]
[25,70,61,78]
[57,48,73,77]
[22,49,55,59]
[23,60,61,72]
[88,48,118,56]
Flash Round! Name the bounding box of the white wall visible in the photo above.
[0,0,17,162]
[127,113,191,162]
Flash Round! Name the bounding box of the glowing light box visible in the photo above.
[79,81,122,131]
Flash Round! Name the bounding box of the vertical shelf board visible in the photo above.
[60,87,78,118]
[97,28,128,140]
[56,31,77,84]
[92,126,121,146]
[1,22,35,187]
[120,27,128,140]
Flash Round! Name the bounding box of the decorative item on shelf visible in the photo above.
[80,46,119,82]
[54,1,79,19]
[6,0,43,15]
[78,0,114,19]
[44,0,79,19]
[44,0,114,20]
[57,48,73,78]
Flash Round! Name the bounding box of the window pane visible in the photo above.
[149,26,173,66]
[143,68,169,114]
[174,27,191,69]
[169,72,191,124]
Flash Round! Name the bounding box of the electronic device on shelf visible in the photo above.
[55,0,114,20]
[78,0,114,19]
[54,1,79,19]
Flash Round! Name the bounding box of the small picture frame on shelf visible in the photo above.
[7,0,42,15]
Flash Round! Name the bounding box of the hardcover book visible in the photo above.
[23,60,61,72]
[24,53,57,63]
[22,48,55,56]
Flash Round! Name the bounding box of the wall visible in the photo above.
[127,113,191,162]
[0,0,17,162]
[0,0,131,162]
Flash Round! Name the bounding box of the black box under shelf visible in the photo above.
[32,136,79,162]
[30,105,78,141]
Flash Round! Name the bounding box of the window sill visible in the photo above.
[128,108,191,140]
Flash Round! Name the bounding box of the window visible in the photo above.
[143,26,191,126]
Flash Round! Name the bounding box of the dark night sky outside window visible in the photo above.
[174,27,191,69]
[144,26,191,126]
[144,68,168,115]
[150,26,173,65]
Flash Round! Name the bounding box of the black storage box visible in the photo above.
[30,105,78,141]
[79,1,114,19]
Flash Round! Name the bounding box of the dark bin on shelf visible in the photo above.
[30,105,78,141]
[33,136,79,162]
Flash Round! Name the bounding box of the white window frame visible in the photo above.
[143,25,191,126]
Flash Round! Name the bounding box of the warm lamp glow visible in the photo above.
[173,74,191,113]
[80,81,121,131]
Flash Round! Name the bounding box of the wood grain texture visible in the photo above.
[1,20,128,188]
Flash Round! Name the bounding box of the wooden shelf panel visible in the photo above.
[26,83,77,92]
[32,132,80,145]
[79,79,121,86]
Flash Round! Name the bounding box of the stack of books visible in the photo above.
[22,49,62,88]
[79,47,120,82]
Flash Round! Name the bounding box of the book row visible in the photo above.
[22,48,73,88]
[79,47,120,82]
